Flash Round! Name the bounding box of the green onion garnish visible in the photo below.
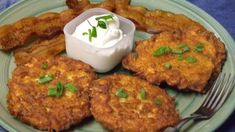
[115,88,128,98]
[164,62,172,69]
[154,98,162,105]
[91,26,97,38]
[88,29,92,42]
[82,32,88,36]
[153,46,171,57]
[86,20,97,42]
[172,49,183,54]
[97,20,107,29]
[56,82,64,96]
[48,82,64,97]
[41,63,48,70]
[177,54,183,61]
[186,56,197,63]
[65,83,78,93]
[37,74,54,84]
[95,14,113,21]
[178,44,190,52]
[139,88,146,100]
[48,87,58,96]
[194,43,204,52]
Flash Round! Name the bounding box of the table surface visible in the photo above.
[0,0,235,132]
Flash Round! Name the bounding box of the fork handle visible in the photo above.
[164,114,202,132]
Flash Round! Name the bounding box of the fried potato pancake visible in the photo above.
[7,56,96,131]
[123,30,226,93]
[14,34,65,66]
[90,74,179,132]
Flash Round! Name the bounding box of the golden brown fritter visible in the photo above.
[7,56,96,131]
[90,74,179,132]
[123,30,226,93]
[14,34,65,66]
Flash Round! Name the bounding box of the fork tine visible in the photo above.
[201,73,224,107]
[166,74,235,132]
[212,75,235,112]
[210,73,231,109]
[205,73,226,108]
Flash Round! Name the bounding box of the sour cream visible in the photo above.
[72,14,124,48]
[64,8,135,73]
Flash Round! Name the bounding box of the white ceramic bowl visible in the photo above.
[64,8,135,73]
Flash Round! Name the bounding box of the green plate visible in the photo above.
[0,0,235,132]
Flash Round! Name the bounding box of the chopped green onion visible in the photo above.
[177,54,183,61]
[48,87,58,96]
[115,88,128,98]
[37,74,54,84]
[139,88,146,100]
[154,98,162,105]
[86,20,97,42]
[56,82,64,96]
[172,49,183,54]
[186,56,197,63]
[87,26,97,42]
[153,46,171,57]
[41,63,48,70]
[97,20,107,29]
[91,26,97,38]
[164,62,172,69]
[48,82,64,97]
[95,14,113,21]
[65,83,78,93]
[88,29,92,42]
[194,43,204,52]
[82,32,88,36]
[182,46,190,52]
[178,44,190,52]
[178,44,186,48]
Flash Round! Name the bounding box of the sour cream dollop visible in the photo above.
[72,14,124,48]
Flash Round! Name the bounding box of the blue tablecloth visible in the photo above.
[0,0,234,132]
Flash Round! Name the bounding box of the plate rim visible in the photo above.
[0,0,234,132]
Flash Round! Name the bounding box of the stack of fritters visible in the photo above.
[0,0,227,131]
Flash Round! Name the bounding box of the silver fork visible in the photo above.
[164,73,235,132]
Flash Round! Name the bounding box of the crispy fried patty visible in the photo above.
[90,74,179,132]
[7,56,96,131]
[123,30,226,93]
